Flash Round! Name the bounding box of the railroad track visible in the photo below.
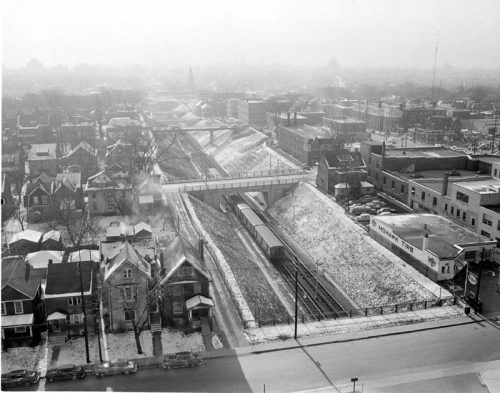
[242,194,348,320]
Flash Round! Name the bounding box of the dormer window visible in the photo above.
[124,268,132,278]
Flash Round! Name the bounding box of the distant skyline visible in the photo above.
[2,0,500,70]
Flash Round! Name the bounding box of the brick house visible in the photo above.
[1,257,47,347]
[159,237,213,330]
[44,261,97,344]
[101,242,152,332]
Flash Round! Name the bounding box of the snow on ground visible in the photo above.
[244,306,464,345]
[106,331,154,360]
[187,195,290,322]
[47,335,101,367]
[191,125,297,173]
[268,183,439,308]
[1,345,42,372]
[145,329,205,354]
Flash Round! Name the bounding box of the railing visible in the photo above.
[182,177,305,192]
[162,168,306,184]
[254,296,458,327]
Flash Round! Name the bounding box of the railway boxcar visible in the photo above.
[253,224,285,262]
[237,204,263,234]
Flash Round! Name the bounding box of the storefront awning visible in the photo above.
[186,295,214,310]
[2,313,34,327]
[47,312,67,321]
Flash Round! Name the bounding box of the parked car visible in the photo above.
[355,213,371,223]
[94,359,137,377]
[45,364,85,382]
[377,207,392,214]
[1,370,40,389]
[160,352,203,369]
[378,212,392,216]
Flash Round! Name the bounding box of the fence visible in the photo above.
[182,177,305,192]
[163,168,306,184]
[254,296,458,328]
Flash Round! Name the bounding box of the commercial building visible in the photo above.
[276,124,335,165]
[237,100,267,126]
[370,214,496,282]
[322,116,368,141]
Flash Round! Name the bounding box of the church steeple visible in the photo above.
[188,66,194,89]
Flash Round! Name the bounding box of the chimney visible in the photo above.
[422,233,429,251]
[294,112,297,126]
[442,173,449,196]
[48,259,53,264]
[198,238,204,260]
[381,141,386,157]
[287,112,291,126]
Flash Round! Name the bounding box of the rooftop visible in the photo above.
[408,173,491,193]
[27,144,57,161]
[324,116,366,124]
[384,147,467,159]
[280,125,332,139]
[373,214,494,258]
[107,117,142,128]
[25,250,63,269]
[454,178,500,194]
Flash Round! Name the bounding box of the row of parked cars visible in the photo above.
[1,352,203,389]
[347,196,396,223]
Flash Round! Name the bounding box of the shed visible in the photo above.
[8,230,43,254]
[41,230,63,251]
[25,250,64,269]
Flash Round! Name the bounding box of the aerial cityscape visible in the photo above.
[1,0,500,392]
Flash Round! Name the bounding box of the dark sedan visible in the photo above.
[45,364,86,382]
[1,369,40,389]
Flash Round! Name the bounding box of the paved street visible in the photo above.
[33,317,500,392]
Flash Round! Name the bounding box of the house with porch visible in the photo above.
[159,237,213,331]
[101,241,152,332]
[44,260,96,345]
[1,257,47,347]
[85,171,134,216]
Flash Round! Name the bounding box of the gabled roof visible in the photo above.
[104,241,151,282]
[181,112,199,121]
[134,222,151,234]
[86,171,118,189]
[108,117,142,128]
[68,249,100,263]
[45,260,93,297]
[63,141,98,159]
[9,230,43,245]
[54,172,81,193]
[42,230,61,243]
[173,103,190,113]
[160,237,210,285]
[105,140,132,157]
[25,250,63,269]
[1,257,45,299]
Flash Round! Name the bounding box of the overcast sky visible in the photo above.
[2,0,500,69]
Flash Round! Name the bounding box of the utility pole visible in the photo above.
[78,256,91,363]
[491,117,498,154]
[474,248,485,314]
[294,258,299,340]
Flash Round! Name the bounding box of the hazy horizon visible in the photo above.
[3,0,500,70]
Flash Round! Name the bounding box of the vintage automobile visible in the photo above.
[94,359,138,377]
[160,352,203,369]
[1,369,40,389]
[45,364,86,382]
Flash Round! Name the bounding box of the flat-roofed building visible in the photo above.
[277,124,335,165]
[323,116,368,141]
[369,213,496,282]
[237,100,267,126]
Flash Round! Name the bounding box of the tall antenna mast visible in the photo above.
[431,32,439,104]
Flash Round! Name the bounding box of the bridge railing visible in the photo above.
[182,177,305,192]
[163,168,306,184]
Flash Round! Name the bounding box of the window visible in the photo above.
[1,302,5,315]
[464,250,476,260]
[41,196,48,205]
[194,282,201,294]
[421,191,425,200]
[451,207,454,214]
[411,187,415,195]
[33,196,39,205]
[400,185,405,193]
[391,180,395,189]
[121,286,136,301]
[495,238,500,248]
[447,266,450,273]
[124,309,135,321]
[482,213,493,226]
[457,209,460,217]
[444,203,448,211]
[383,177,386,185]
[481,230,491,238]
[456,191,469,204]
[69,313,84,324]
[172,301,183,315]
[14,301,23,314]
[123,268,132,278]
[171,285,182,296]
[432,197,437,206]
[14,326,27,334]
[471,218,476,226]
[68,296,81,306]
[495,169,498,176]
[441,266,445,273]
[463,212,466,220]
[181,266,193,276]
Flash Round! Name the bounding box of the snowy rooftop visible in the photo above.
[374,214,494,257]
[68,249,100,262]
[42,230,61,243]
[9,229,43,244]
[384,147,467,158]
[25,250,63,269]
[454,178,500,193]
[280,125,332,139]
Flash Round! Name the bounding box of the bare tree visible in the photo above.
[57,200,100,249]
[265,99,285,137]
[108,190,134,216]
[11,199,26,232]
